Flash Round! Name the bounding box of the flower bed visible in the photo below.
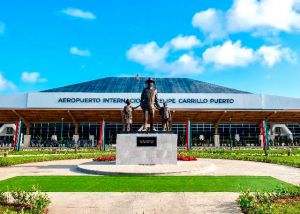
[177,155,197,161]
[0,187,50,214]
[93,155,116,162]
[93,155,197,161]
[238,185,300,213]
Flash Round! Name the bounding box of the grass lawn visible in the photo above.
[0,176,295,192]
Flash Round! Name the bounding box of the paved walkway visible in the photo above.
[1,158,300,213]
[47,192,241,214]
[77,159,300,185]
[0,159,88,181]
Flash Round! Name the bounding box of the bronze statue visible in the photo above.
[122,99,138,132]
[160,101,172,131]
[140,78,160,131]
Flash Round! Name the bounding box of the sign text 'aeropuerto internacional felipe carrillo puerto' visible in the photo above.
[26,92,258,109]
[2,92,300,110]
[57,97,235,104]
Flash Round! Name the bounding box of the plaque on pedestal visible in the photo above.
[116,132,177,165]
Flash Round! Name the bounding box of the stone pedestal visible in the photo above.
[22,135,31,148]
[116,133,177,165]
[214,135,220,147]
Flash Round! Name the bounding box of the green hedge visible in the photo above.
[0,152,115,167]
[238,185,300,213]
[0,148,105,156]
[179,151,300,168]
[181,148,300,156]
[0,186,50,214]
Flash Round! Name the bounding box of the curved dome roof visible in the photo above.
[42,77,250,94]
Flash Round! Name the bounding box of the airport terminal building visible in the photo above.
[0,76,300,149]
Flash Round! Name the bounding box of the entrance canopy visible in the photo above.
[1,109,300,124]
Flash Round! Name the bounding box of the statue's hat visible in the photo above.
[145,77,155,83]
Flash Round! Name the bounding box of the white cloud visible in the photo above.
[202,40,296,68]
[127,39,295,73]
[126,41,203,75]
[21,72,47,83]
[169,35,201,50]
[192,9,226,40]
[192,0,300,39]
[62,8,96,20]
[0,22,4,34]
[203,40,255,68]
[189,0,299,69]
[70,47,91,57]
[169,54,203,75]
[126,41,168,69]
[257,45,297,66]
[0,73,16,91]
[227,0,300,33]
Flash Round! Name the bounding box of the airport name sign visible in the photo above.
[26,92,260,109]
[2,92,300,110]
[57,97,235,104]
[21,92,300,110]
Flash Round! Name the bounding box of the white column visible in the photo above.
[73,135,79,142]
[214,135,220,148]
[259,134,264,148]
[72,135,80,148]
[22,135,31,148]
[89,135,95,146]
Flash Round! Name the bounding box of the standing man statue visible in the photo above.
[160,101,172,131]
[140,78,160,131]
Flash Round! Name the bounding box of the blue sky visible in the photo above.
[0,0,300,97]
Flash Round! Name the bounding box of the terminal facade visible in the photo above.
[0,77,300,148]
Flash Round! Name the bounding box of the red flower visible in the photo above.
[177,155,197,161]
[93,155,116,162]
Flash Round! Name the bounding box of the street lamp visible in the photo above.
[60,117,64,147]
[229,117,232,148]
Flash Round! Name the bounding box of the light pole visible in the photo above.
[229,117,232,148]
[60,117,64,147]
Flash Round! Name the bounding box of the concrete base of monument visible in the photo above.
[116,132,177,165]
[76,160,216,175]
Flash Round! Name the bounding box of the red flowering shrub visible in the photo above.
[94,155,197,162]
[177,155,197,161]
[93,155,116,162]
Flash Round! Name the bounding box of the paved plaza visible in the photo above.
[1,158,300,213]
[47,192,240,214]
[1,158,300,184]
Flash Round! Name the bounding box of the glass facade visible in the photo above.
[12,122,300,148]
